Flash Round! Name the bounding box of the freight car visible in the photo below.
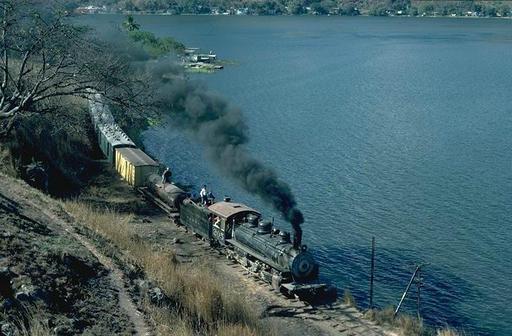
[115,147,159,187]
[97,123,136,165]
[89,94,159,187]
[89,93,115,131]
[88,95,333,300]
[89,94,136,165]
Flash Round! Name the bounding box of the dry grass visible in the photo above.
[365,307,394,326]
[365,307,465,336]
[141,298,262,336]
[79,170,148,213]
[64,201,135,247]
[365,307,424,336]
[436,327,463,336]
[395,314,424,336]
[141,299,195,336]
[217,324,259,336]
[343,289,357,307]
[12,309,51,336]
[64,201,270,336]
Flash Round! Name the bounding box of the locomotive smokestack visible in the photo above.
[293,226,302,249]
[288,208,303,249]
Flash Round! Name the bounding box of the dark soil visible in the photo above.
[0,175,133,336]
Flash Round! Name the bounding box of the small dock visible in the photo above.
[183,47,223,73]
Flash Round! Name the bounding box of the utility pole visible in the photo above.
[369,236,375,309]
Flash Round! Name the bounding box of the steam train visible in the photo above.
[88,94,332,299]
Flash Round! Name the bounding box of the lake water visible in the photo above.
[88,15,511,335]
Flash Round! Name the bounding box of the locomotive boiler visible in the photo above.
[146,174,188,210]
[232,216,319,283]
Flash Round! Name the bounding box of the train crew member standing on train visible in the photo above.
[207,191,215,204]
[200,185,208,205]
[161,167,172,186]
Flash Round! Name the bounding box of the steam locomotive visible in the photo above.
[89,94,332,299]
[145,177,329,296]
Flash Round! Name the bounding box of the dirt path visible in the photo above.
[61,225,151,336]
[33,201,151,336]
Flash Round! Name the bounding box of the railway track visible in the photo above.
[138,186,391,336]
[224,260,389,336]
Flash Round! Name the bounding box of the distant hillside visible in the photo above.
[71,0,512,17]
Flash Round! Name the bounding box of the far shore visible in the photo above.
[81,12,512,20]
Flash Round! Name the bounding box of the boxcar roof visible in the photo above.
[99,123,135,148]
[116,147,158,167]
[89,95,115,126]
[208,201,260,219]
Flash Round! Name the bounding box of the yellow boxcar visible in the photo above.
[115,147,159,187]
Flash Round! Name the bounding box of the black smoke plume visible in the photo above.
[97,30,304,245]
[147,62,304,245]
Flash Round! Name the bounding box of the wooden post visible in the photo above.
[369,236,375,309]
[394,265,421,318]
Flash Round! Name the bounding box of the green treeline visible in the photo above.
[76,0,512,17]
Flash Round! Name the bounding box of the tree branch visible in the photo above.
[0,4,10,106]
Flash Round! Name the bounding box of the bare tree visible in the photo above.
[0,0,148,138]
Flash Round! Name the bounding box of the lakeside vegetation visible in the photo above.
[73,0,512,17]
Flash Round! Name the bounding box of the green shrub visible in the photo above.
[128,30,185,57]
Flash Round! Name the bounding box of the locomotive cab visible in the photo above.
[207,201,261,245]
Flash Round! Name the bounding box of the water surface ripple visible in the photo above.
[89,15,512,335]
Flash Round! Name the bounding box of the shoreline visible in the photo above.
[81,12,512,20]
